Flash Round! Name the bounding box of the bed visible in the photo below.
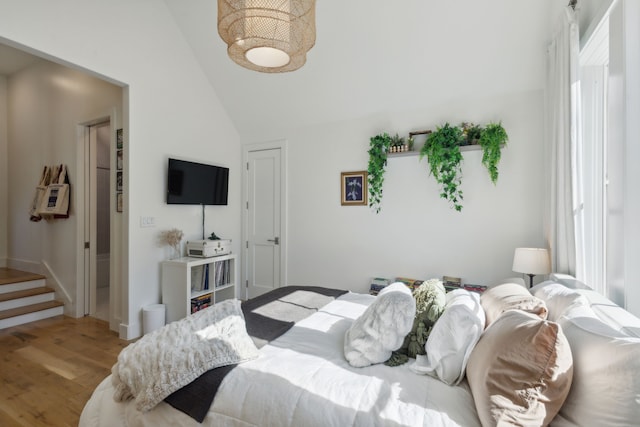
[80,286,481,427]
[80,279,640,427]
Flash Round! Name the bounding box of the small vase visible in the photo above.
[171,245,182,259]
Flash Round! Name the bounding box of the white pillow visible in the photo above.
[551,304,640,427]
[344,282,416,368]
[530,281,590,321]
[411,289,485,385]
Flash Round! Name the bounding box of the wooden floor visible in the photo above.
[0,315,128,426]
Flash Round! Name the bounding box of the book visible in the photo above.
[191,266,204,291]
[203,264,209,290]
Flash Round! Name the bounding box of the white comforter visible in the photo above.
[80,292,481,427]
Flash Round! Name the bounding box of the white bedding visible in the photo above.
[80,292,481,427]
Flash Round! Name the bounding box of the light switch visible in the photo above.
[140,216,156,227]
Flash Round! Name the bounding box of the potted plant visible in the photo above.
[478,122,508,184]
[367,133,392,213]
[462,122,483,145]
[420,123,464,211]
[389,133,407,153]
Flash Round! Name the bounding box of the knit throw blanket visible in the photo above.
[111,299,259,412]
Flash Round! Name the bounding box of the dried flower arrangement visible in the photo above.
[161,228,184,258]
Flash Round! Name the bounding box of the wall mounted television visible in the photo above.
[167,158,229,205]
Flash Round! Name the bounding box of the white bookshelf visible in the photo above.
[161,254,237,323]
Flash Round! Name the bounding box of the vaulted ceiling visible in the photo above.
[1,1,566,139]
[164,0,564,138]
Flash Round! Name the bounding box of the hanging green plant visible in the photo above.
[478,122,508,184]
[419,123,464,211]
[367,133,392,213]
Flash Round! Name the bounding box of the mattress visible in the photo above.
[79,291,481,427]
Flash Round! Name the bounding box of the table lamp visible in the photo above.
[512,248,551,287]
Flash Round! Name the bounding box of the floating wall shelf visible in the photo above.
[387,144,485,158]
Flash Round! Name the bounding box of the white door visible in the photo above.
[244,145,285,299]
[84,121,111,320]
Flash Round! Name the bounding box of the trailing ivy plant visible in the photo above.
[367,133,392,213]
[420,123,465,211]
[478,122,508,184]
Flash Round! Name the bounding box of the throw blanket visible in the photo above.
[165,286,348,422]
[111,299,259,412]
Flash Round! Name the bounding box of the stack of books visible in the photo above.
[463,284,488,293]
[395,277,424,291]
[369,277,390,295]
[191,293,212,313]
[443,276,462,292]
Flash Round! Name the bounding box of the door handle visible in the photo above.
[267,237,280,245]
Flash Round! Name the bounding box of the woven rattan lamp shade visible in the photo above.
[218,0,316,73]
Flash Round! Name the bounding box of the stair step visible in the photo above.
[0,269,65,329]
[0,267,45,285]
[0,300,64,321]
[0,287,56,311]
[0,268,46,294]
[0,286,55,302]
[0,304,65,330]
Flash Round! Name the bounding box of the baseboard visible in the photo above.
[120,321,141,341]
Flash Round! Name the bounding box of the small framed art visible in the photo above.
[116,128,123,149]
[340,171,368,206]
[116,171,123,192]
[117,150,123,170]
[116,192,123,212]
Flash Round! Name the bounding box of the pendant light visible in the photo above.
[217,0,316,73]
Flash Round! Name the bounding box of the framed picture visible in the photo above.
[116,171,123,191]
[116,192,123,212]
[116,150,123,170]
[340,171,368,206]
[116,128,123,149]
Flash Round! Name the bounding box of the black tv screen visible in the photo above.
[167,158,229,205]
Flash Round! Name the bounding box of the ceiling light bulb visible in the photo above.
[245,47,290,68]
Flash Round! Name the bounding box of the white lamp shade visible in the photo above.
[512,248,551,275]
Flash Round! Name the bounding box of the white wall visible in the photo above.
[7,61,122,316]
[225,3,558,293]
[246,90,546,293]
[0,76,7,267]
[0,0,241,339]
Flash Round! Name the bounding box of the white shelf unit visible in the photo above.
[161,254,237,323]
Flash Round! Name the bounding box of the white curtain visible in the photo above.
[544,6,580,276]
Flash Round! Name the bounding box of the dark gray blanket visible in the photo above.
[164,286,347,422]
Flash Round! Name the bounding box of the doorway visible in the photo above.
[242,141,287,299]
[84,120,112,321]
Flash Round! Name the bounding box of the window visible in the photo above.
[576,16,609,296]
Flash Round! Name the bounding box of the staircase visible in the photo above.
[0,267,64,329]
